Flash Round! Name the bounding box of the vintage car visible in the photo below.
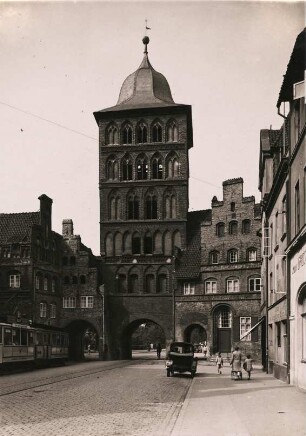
[165,341,197,378]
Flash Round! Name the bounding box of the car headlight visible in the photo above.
[166,360,173,367]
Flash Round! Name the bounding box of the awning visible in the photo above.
[240,317,265,340]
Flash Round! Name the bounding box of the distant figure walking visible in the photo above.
[203,341,208,359]
[156,343,162,359]
[216,352,223,374]
[243,354,253,380]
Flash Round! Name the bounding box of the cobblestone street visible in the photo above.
[0,357,190,436]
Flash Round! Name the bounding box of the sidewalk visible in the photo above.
[171,361,306,436]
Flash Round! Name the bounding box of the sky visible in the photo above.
[0,1,305,254]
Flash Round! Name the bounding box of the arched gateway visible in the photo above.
[64,320,100,361]
[94,35,193,360]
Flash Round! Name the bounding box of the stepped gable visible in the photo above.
[0,212,40,244]
[176,210,211,279]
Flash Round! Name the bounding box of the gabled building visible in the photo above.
[0,195,103,360]
[176,178,262,360]
[259,27,306,389]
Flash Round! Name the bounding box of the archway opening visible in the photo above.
[121,319,165,360]
[184,324,207,345]
[65,320,99,361]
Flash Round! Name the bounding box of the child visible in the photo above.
[243,354,253,380]
[216,352,223,374]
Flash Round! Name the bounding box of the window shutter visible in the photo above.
[233,317,241,342]
[251,317,259,342]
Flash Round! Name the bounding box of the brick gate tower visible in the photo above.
[93,36,193,358]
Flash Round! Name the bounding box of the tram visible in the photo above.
[0,322,69,368]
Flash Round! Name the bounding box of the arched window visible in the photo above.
[165,192,177,218]
[152,121,162,142]
[62,257,68,266]
[44,277,48,291]
[242,219,251,234]
[129,273,139,293]
[164,231,172,256]
[226,278,239,292]
[230,202,235,212]
[145,194,157,219]
[127,193,139,219]
[216,222,225,237]
[109,192,121,220]
[228,249,238,263]
[210,251,219,265]
[153,231,162,254]
[144,232,153,254]
[247,248,257,262]
[173,230,181,251]
[107,157,119,180]
[229,221,238,235]
[157,274,167,293]
[106,124,118,145]
[105,233,113,256]
[122,123,133,144]
[80,275,86,284]
[122,156,133,181]
[136,156,148,180]
[132,232,141,255]
[136,122,148,143]
[52,277,57,292]
[72,276,78,284]
[152,155,163,179]
[70,256,76,266]
[205,279,217,294]
[35,274,41,290]
[166,120,178,142]
[145,274,154,293]
[166,153,180,178]
[114,232,122,256]
[118,273,127,293]
[63,276,70,285]
[123,232,132,254]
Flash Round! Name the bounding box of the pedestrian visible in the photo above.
[147,343,151,352]
[216,352,223,374]
[203,341,208,359]
[243,354,253,380]
[230,346,242,379]
[87,344,91,354]
[156,343,162,359]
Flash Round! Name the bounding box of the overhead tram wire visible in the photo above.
[0,100,222,190]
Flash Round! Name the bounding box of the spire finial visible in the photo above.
[143,19,151,54]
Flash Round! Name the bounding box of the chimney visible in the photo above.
[62,219,74,237]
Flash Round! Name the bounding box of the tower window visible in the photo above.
[122,124,133,144]
[216,222,225,237]
[145,195,157,219]
[152,122,162,142]
[152,157,163,179]
[128,195,139,220]
[144,234,153,254]
[242,219,251,234]
[106,124,118,145]
[229,221,238,235]
[132,234,141,254]
[228,249,238,263]
[166,121,178,142]
[209,251,219,265]
[136,157,148,180]
[230,202,235,212]
[136,122,148,143]
[122,158,133,181]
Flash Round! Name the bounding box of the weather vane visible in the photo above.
[145,19,151,36]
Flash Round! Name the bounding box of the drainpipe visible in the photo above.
[278,101,290,384]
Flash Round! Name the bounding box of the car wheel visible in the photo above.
[191,371,195,378]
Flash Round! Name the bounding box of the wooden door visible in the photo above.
[217,328,231,353]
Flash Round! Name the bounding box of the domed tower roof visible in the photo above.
[116,36,175,107]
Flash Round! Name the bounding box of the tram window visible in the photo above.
[12,328,20,345]
[4,328,12,345]
[28,331,34,346]
[21,329,27,346]
[37,332,43,345]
